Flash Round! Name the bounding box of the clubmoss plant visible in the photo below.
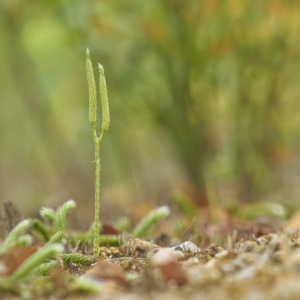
[13,201,77,281]
[31,219,50,242]
[99,235,120,246]
[132,205,170,238]
[44,231,65,246]
[40,199,76,231]
[60,253,95,266]
[0,278,17,294]
[23,231,65,278]
[69,224,94,248]
[0,219,31,254]
[12,244,64,281]
[86,49,110,258]
[73,277,101,294]
[30,260,59,277]
[16,235,32,247]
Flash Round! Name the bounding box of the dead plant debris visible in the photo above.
[1,230,300,299]
[2,199,300,299]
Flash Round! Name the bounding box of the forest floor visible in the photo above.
[1,201,300,300]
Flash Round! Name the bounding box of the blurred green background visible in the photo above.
[1,0,300,225]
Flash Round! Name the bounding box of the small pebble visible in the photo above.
[172,241,200,253]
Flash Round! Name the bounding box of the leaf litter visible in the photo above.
[2,201,300,299]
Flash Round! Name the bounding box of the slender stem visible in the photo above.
[93,127,100,258]
[86,50,110,258]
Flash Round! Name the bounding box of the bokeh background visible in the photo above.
[1,0,300,227]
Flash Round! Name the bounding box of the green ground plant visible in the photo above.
[12,244,64,281]
[86,49,110,258]
[0,197,171,297]
[132,205,170,238]
[40,199,76,232]
[0,200,76,284]
[0,219,32,254]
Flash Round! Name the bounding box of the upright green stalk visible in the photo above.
[93,132,100,258]
[86,49,110,258]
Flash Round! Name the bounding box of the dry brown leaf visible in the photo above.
[84,260,129,288]
[101,223,120,235]
[0,245,36,276]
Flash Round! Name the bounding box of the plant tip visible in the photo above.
[98,63,104,74]
[65,199,76,208]
[53,244,64,253]
[21,219,30,226]
[158,205,170,215]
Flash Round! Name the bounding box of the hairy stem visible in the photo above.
[93,127,100,257]
[86,49,110,258]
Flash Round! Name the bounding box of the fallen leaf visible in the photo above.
[84,260,129,288]
[0,245,36,276]
[101,223,120,235]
